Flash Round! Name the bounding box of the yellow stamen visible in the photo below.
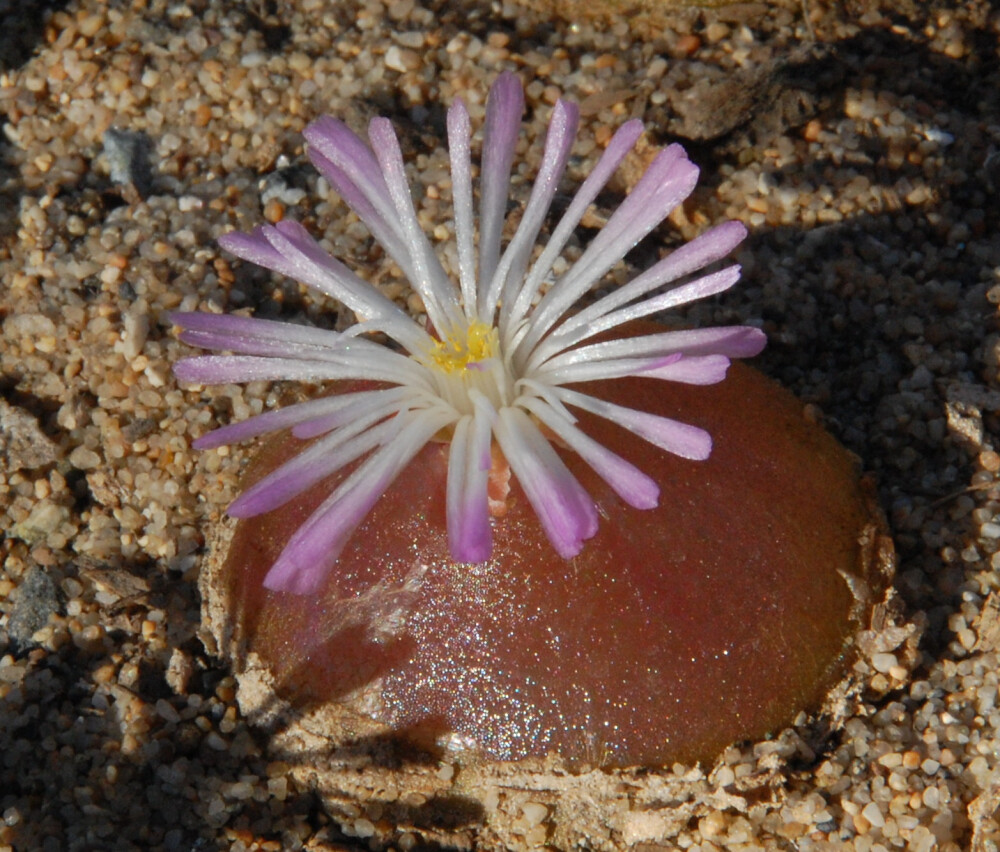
[426,320,499,373]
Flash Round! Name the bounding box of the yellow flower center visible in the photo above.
[425,320,500,374]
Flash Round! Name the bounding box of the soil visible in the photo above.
[1,0,1000,849]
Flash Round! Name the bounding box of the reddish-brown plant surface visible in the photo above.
[213,363,888,767]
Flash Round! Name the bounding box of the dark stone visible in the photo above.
[102,128,155,199]
[8,565,61,654]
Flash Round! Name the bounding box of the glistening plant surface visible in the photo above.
[208,356,887,767]
[178,72,885,770]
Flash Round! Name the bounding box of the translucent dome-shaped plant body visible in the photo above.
[201,358,892,768]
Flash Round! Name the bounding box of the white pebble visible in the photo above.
[205,732,228,751]
[714,766,736,786]
[226,781,255,800]
[123,305,149,360]
[862,801,885,828]
[922,127,954,145]
[155,698,180,724]
[100,265,121,285]
[240,51,267,68]
[353,818,376,837]
[521,802,548,827]
[384,45,420,72]
[871,653,897,674]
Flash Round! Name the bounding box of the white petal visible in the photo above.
[486,98,579,326]
[477,71,524,298]
[642,354,731,385]
[303,116,406,245]
[368,117,463,335]
[445,409,493,562]
[553,220,747,344]
[192,392,382,450]
[520,397,659,509]
[535,353,683,385]
[263,407,453,594]
[516,144,700,359]
[505,119,644,344]
[447,99,477,318]
[557,387,712,460]
[229,414,406,517]
[492,406,598,558]
[292,386,416,439]
[566,267,742,346]
[174,350,431,389]
[540,325,767,373]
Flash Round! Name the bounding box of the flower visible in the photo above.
[173,72,765,595]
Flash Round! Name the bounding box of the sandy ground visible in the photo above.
[2,0,1000,849]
